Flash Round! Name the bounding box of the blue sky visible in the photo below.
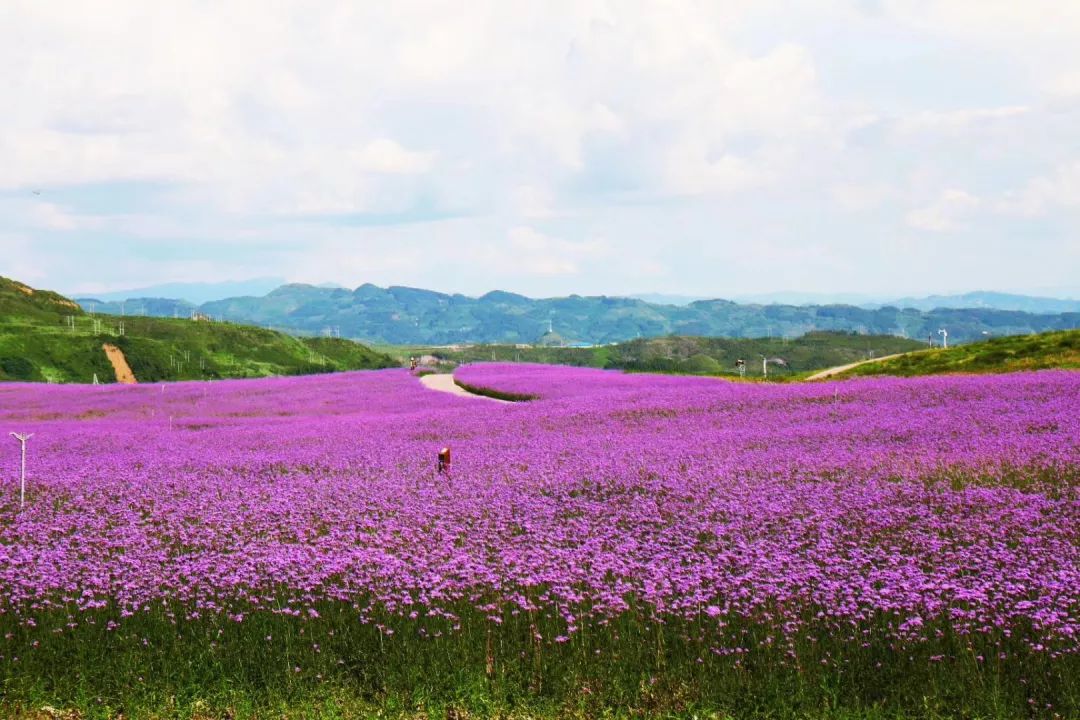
[1,1,1078,299]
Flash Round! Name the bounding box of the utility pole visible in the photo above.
[9,432,33,508]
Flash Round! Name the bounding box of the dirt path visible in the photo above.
[806,352,908,381]
[419,373,510,403]
[102,344,137,384]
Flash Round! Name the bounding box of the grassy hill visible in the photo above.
[0,277,396,383]
[837,330,1080,378]
[387,332,928,378]
[0,277,84,322]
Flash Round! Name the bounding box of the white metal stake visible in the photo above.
[9,432,33,508]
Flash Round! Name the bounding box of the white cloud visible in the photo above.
[896,106,1030,135]
[662,146,769,196]
[880,1,1080,39]
[0,2,828,206]
[511,185,556,219]
[351,139,434,175]
[906,189,981,232]
[1,1,1079,297]
[880,1,1080,108]
[829,183,892,212]
[25,202,84,231]
[466,226,611,277]
[998,162,1080,216]
[0,234,47,283]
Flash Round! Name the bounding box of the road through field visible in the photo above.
[806,352,908,381]
[102,343,137,384]
[419,372,510,402]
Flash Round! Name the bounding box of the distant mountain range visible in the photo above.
[76,281,1080,314]
[70,277,287,305]
[630,293,711,306]
[873,291,1080,314]
[730,290,1080,312]
[75,283,1080,345]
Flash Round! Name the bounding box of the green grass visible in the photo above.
[838,330,1080,378]
[2,601,1075,719]
[0,276,397,383]
[0,277,84,323]
[381,332,928,379]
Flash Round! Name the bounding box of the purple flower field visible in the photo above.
[0,364,1078,715]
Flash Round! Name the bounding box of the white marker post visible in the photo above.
[9,432,33,508]
[938,328,948,349]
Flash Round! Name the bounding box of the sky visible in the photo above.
[1,1,1079,300]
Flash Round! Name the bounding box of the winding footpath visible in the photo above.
[419,372,510,402]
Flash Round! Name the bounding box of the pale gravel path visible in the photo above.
[419,372,511,403]
[805,352,909,381]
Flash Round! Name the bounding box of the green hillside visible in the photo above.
[0,276,84,322]
[388,331,928,378]
[837,330,1080,378]
[0,277,396,383]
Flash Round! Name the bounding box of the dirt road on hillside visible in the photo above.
[102,344,137,384]
[806,353,908,381]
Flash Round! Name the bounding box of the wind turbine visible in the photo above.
[758,355,789,378]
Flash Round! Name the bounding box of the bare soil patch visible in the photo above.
[102,344,137,384]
